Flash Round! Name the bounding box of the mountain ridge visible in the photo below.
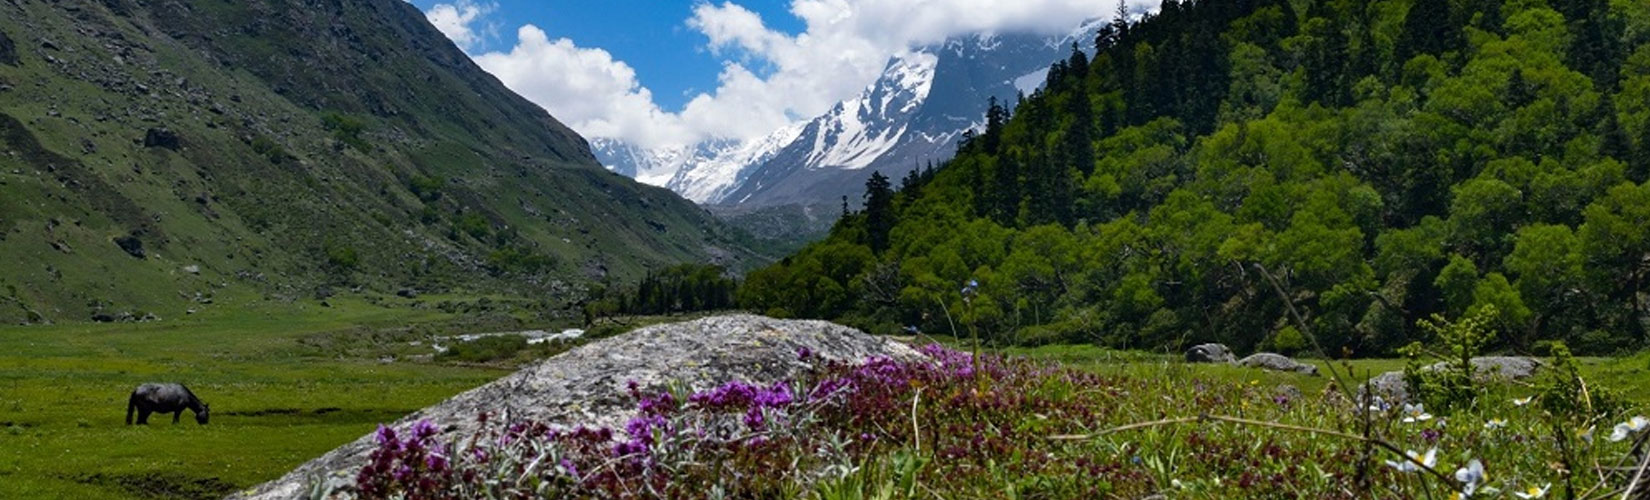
[0,0,757,324]
[593,21,1105,211]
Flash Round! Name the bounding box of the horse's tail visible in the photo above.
[125,392,136,425]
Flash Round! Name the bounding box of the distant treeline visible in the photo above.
[585,264,736,323]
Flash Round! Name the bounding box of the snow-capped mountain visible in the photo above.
[590,124,801,204]
[593,20,1103,209]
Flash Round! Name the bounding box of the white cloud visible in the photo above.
[473,26,695,148]
[458,0,1159,149]
[426,1,494,51]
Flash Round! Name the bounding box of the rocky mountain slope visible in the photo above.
[230,315,923,499]
[594,22,1104,213]
[0,0,756,324]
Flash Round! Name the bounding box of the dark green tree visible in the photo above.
[863,171,895,254]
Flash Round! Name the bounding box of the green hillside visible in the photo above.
[0,0,758,324]
[743,0,1650,355]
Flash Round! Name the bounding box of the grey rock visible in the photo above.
[1423,356,1542,381]
[142,127,179,150]
[1357,371,1409,406]
[1185,343,1235,363]
[395,288,417,299]
[228,315,923,500]
[182,265,200,275]
[113,234,145,259]
[1237,352,1319,376]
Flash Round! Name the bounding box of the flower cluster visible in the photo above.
[352,345,1647,499]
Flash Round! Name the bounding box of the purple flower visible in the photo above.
[797,346,813,360]
[1421,428,1442,443]
[560,458,580,478]
[424,451,448,471]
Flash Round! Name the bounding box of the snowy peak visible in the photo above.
[589,124,803,205]
[804,50,938,171]
[595,20,1104,209]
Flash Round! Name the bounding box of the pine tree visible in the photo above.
[1396,0,1455,62]
[983,96,1008,155]
[1599,97,1630,163]
[1064,91,1095,176]
[992,152,1022,226]
[863,171,895,253]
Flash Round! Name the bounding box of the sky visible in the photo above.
[407,0,1144,150]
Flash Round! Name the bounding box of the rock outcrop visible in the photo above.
[228,315,923,500]
[0,29,16,66]
[1358,371,1409,406]
[1359,357,1543,406]
[1236,353,1319,375]
[1185,343,1236,363]
[1425,356,1542,381]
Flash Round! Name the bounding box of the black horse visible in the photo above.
[126,383,210,425]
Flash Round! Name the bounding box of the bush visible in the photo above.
[322,112,369,151]
[1269,326,1307,356]
[250,136,288,164]
[1402,305,1497,414]
[436,335,567,364]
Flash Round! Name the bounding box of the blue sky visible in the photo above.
[408,1,805,112]
[410,0,1142,148]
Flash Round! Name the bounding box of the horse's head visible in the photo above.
[196,403,210,425]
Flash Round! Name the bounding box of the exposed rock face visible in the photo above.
[113,234,145,259]
[0,29,16,66]
[1424,356,1542,381]
[142,127,180,150]
[1236,353,1319,375]
[1185,343,1236,363]
[228,315,923,500]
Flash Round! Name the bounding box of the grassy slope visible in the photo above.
[0,0,761,325]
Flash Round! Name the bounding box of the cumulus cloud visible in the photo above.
[464,0,1159,148]
[472,26,695,148]
[425,1,495,51]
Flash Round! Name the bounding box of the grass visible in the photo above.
[3,303,1646,499]
[0,299,518,500]
[362,342,1650,499]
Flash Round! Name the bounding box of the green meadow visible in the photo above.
[1,305,1646,499]
[0,298,516,499]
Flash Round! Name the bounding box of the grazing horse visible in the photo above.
[126,383,210,425]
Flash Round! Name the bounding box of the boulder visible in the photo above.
[1185,343,1235,364]
[142,127,180,150]
[1423,356,1542,381]
[1356,371,1409,407]
[1236,352,1319,376]
[228,315,923,500]
[113,235,144,259]
[395,287,418,299]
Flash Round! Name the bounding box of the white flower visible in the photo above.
[1513,483,1550,499]
[1366,395,1391,413]
[1483,418,1507,431]
[1385,447,1438,473]
[1512,396,1534,407]
[1578,425,1595,444]
[1608,416,1649,442]
[1402,403,1434,423]
[1453,459,1486,496]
